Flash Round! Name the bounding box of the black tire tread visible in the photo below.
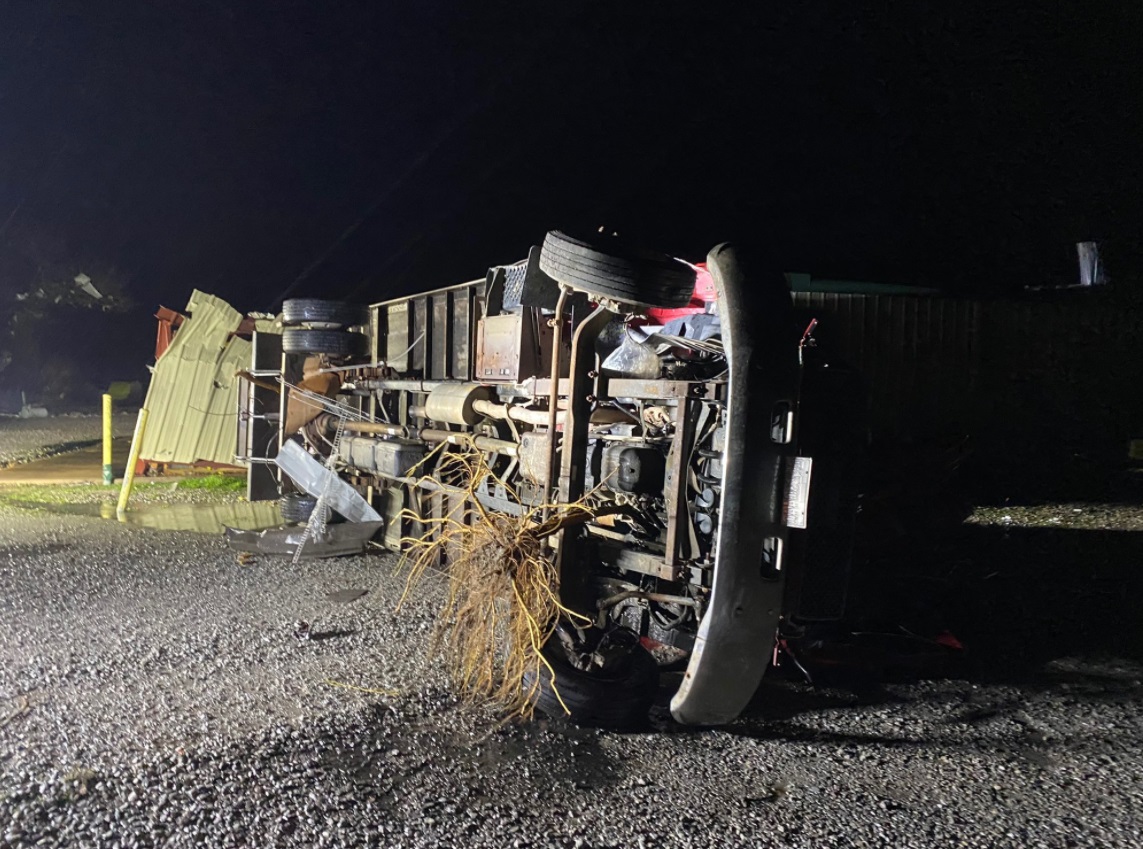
[524,643,659,728]
[282,329,367,357]
[280,492,317,524]
[282,299,368,327]
[539,231,696,309]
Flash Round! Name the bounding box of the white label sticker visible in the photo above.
[785,456,813,529]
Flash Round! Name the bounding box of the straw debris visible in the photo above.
[397,439,593,719]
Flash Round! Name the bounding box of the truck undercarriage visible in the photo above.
[257,231,856,727]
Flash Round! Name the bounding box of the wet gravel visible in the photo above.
[0,414,135,467]
[0,480,247,508]
[969,501,1143,531]
[3,505,1143,847]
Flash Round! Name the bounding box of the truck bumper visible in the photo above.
[669,243,801,726]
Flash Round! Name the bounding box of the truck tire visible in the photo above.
[280,492,343,525]
[282,299,368,328]
[282,329,367,357]
[280,492,317,524]
[539,230,696,309]
[524,641,659,728]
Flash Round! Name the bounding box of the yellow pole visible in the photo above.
[101,394,114,485]
[116,408,149,517]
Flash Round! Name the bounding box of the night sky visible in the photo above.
[1,1,1139,389]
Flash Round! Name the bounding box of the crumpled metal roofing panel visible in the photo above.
[139,290,252,466]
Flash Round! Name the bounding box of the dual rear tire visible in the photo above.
[280,298,368,357]
[282,299,367,328]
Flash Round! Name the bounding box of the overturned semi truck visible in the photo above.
[247,231,861,727]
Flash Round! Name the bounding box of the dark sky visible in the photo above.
[1,1,1140,383]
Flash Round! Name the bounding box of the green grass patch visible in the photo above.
[172,473,246,493]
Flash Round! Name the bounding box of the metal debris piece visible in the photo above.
[327,588,369,604]
[224,520,384,558]
[74,273,102,299]
[274,439,382,523]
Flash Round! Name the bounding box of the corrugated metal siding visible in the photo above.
[792,293,981,439]
[139,290,251,465]
[977,295,1143,448]
[790,290,1141,446]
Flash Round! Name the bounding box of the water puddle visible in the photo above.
[15,499,282,533]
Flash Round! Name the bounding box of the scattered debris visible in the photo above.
[327,588,369,604]
[307,628,357,642]
[62,766,98,797]
[16,391,48,419]
[74,273,102,300]
[225,521,384,559]
[1,694,31,727]
[751,780,792,804]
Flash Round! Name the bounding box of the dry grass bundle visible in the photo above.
[397,439,593,719]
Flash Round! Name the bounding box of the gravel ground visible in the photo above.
[968,501,1143,531]
[0,427,1138,845]
[0,480,247,508]
[0,414,136,467]
[3,502,1143,848]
